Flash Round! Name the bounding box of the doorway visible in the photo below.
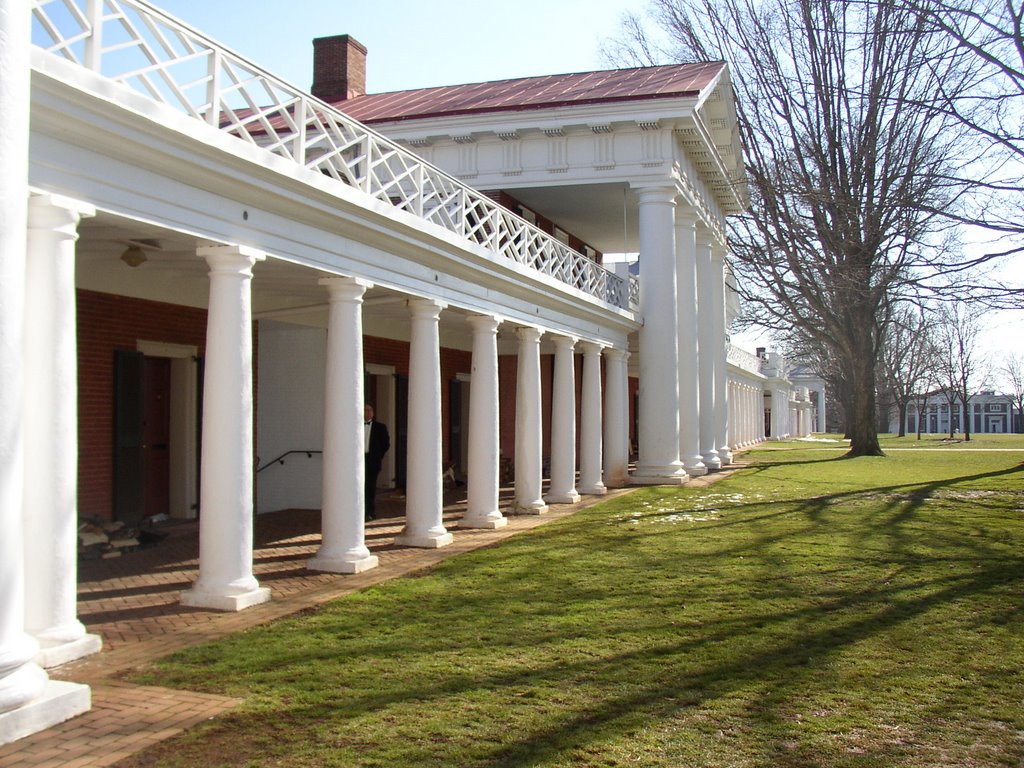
[113,342,200,524]
[143,357,171,518]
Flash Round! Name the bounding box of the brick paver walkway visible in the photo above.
[1,469,738,767]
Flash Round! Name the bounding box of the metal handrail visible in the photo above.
[31,0,630,310]
[255,450,322,474]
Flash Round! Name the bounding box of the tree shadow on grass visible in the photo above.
[121,458,1024,768]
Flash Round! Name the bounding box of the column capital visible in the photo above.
[577,340,604,356]
[198,244,266,274]
[319,275,372,301]
[603,346,629,362]
[673,207,699,229]
[407,296,447,318]
[466,313,501,333]
[27,193,95,234]
[515,325,543,343]
[551,334,578,351]
[634,185,678,207]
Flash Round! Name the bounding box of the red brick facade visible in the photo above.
[76,290,210,520]
[76,291,621,520]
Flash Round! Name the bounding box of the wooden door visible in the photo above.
[143,357,171,519]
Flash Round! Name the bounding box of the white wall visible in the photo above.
[256,320,326,514]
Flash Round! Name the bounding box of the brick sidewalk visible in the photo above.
[0,468,739,767]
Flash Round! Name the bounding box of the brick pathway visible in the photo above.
[0,469,738,767]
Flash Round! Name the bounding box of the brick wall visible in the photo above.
[77,290,210,520]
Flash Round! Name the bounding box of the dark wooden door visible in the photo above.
[143,357,171,519]
[449,379,462,479]
[394,374,409,489]
[114,350,145,524]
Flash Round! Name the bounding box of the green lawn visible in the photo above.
[124,445,1024,767]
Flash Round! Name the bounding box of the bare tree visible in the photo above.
[879,303,940,436]
[606,0,987,457]
[911,364,941,439]
[935,299,987,440]
[1001,353,1024,432]
[903,0,1024,295]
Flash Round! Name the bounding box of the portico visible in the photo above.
[1,0,796,746]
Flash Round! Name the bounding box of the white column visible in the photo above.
[396,298,453,548]
[727,381,736,449]
[759,390,766,441]
[181,245,270,612]
[514,326,548,514]
[711,244,732,464]
[578,342,606,495]
[603,348,630,488]
[462,314,506,529]
[1,2,90,742]
[23,195,102,668]
[816,387,827,433]
[750,387,755,444]
[546,335,580,504]
[695,230,721,469]
[675,210,707,476]
[308,277,379,574]
[633,186,686,484]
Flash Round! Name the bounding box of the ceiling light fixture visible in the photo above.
[120,244,147,267]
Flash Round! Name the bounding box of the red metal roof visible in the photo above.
[339,62,726,123]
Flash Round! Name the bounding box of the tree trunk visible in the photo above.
[962,392,971,442]
[897,401,907,437]
[844,339,884,457]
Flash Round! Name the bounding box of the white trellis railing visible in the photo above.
[31,0,632,311]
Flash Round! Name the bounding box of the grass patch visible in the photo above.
[123,446,1024,767]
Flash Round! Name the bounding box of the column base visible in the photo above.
[180,586,271,612]
[0,680,90,746]
[631,473,688,486]
[701,452,722,471]
[578,483,607,495]
[35,634,102,669]
[512,500,549,515]
[394,530,454,548]
[718,449,734,465]
[603,469,630,488]
[545,490,580,504]
[460,514,508,530]
[632,463,688,485]
[307,553,379,574]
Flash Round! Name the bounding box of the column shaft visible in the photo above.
[0,0,49,724]
[396,299,453,548]
[695,231,720,469]
[633,186,686,484]
[23,195,102,668]
[546,335,580,504]
[578,342,606,495]
[309,277,379,573]
[712,247,731,464]
[675,211,706,476]
[603,348,630,488]
[462,314,506,529]
[181,246,270,611]
[514,327,548,514]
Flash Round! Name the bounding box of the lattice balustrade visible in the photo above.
[31,0,630,310]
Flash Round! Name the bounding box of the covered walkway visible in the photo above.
[0,465,738,767]
[0,487,622,768]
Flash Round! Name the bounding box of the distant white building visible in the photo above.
[893,390,1019,435]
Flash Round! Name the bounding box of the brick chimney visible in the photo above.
[311,35,367,102]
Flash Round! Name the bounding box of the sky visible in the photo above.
[155,0,633,94]
[154,0,1021,378]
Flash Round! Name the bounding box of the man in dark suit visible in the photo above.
[364,404,390,521]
